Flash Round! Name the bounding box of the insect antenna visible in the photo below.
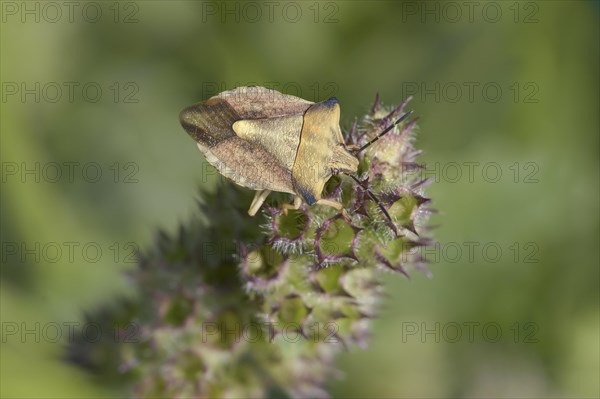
[349,174,398,236]
[356,110,414,153]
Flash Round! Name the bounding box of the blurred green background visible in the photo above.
[1,1,598,397]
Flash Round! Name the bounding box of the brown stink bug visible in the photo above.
[179,86,412,223]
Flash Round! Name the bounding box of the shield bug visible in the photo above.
[179,86,412,225]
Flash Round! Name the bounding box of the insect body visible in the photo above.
[179,86,411,219]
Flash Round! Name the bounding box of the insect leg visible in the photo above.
[281,196,303,215]
[316,199,350,220]
[248,190,272,216]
